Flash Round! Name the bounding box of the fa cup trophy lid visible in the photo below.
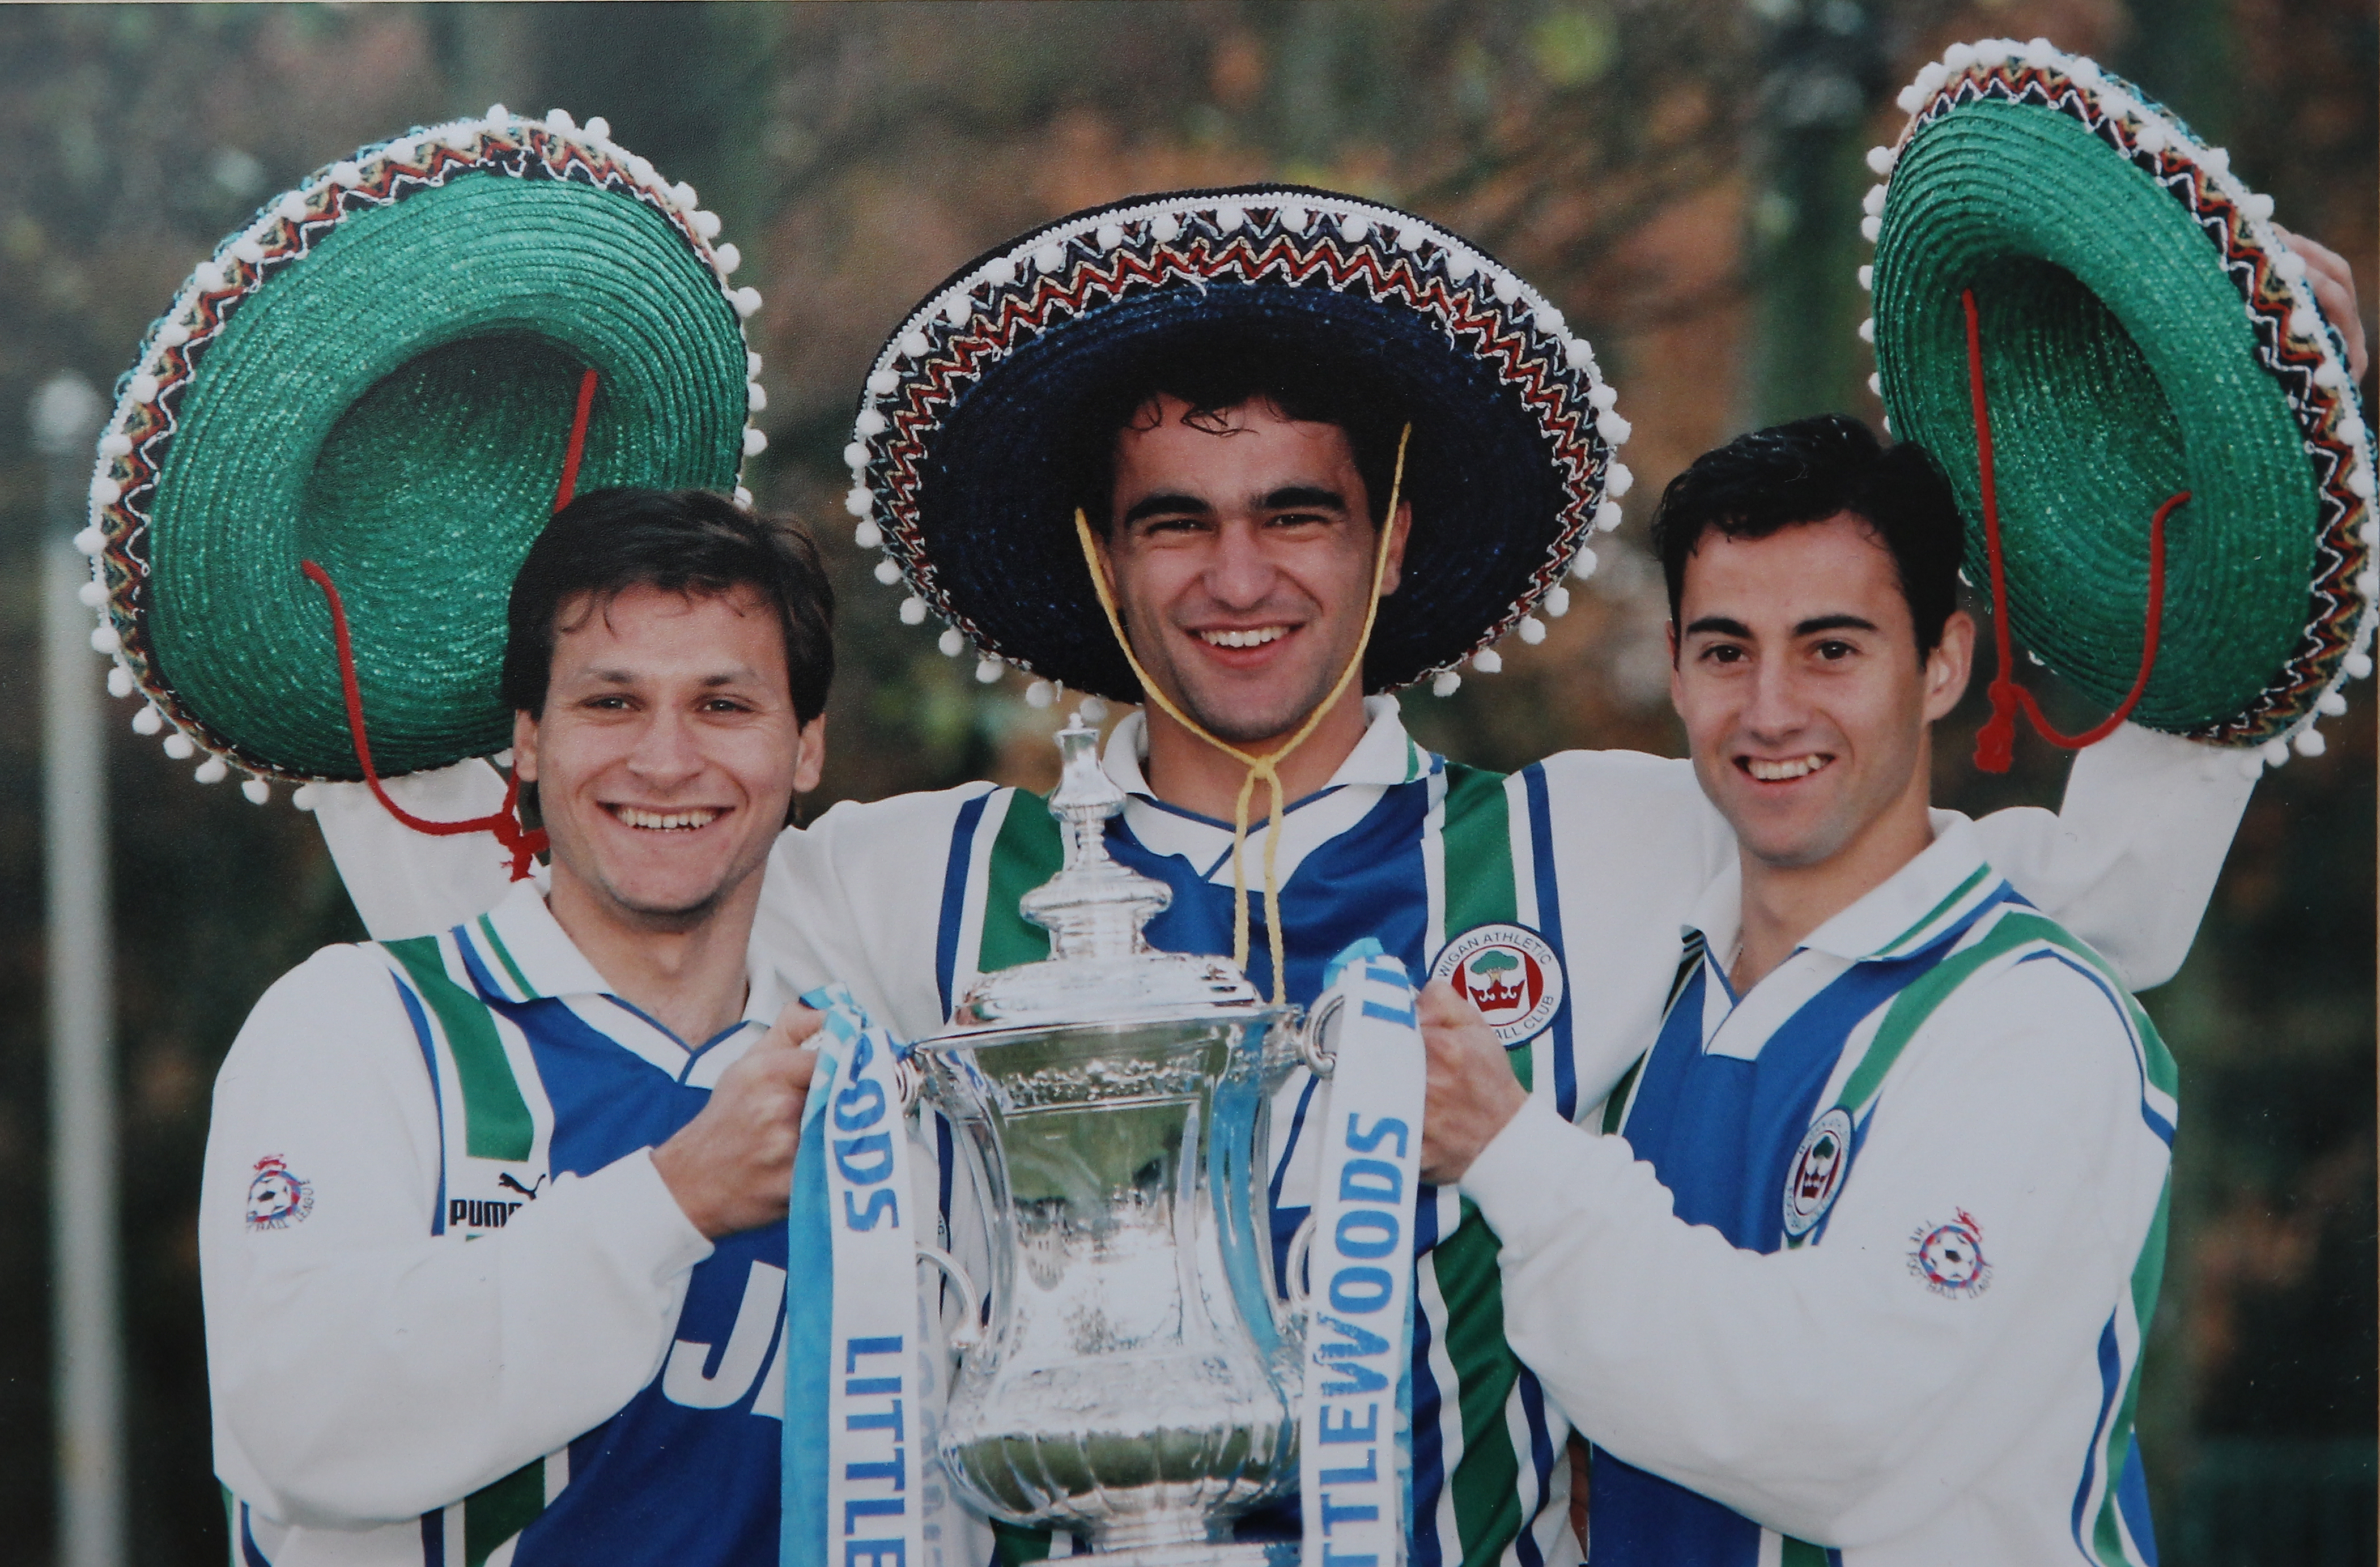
[941,715,1276,1033]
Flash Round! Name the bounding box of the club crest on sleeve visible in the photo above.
[1430,923,1564,1047]
[1782,1108,1854,1238]
[245,1155,313,1231]
[1909,1210,1992,1297]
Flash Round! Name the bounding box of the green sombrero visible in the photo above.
[1864,37,2374,766]
[82,105,766,796]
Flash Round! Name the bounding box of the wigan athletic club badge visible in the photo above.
[1431,923,1565,1047]
[1782,1108,1854,1238]
[1909,1210,1992,1297]
[245,1155,314,1231]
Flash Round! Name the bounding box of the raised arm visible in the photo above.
[1968,721,2253,990]
[309,757,520,940]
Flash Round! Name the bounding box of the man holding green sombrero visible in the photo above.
[1409,37,2372,1567]
[95,108,854,1566]
[745,181,2283,1567]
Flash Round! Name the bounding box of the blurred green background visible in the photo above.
[0,3,2370,1563]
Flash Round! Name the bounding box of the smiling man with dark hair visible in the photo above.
[1420,417,2179,1566]
[202,488,838,1567]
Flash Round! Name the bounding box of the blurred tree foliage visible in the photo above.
[0,3,2368,1562]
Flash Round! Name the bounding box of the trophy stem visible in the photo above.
[921,719,1301,1559]
[1021,714,1171,961]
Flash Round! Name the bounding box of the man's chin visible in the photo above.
[1174,674,1345,749]
[605,891,725,933]
[1735,815,1854,872]
[577,865,740,934]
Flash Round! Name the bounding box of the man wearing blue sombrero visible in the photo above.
[751,161,2316,1566]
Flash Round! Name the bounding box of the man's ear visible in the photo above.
[792,713,827,797]
[512,708,541,783]
[1377,500,1414,598]
[1923,609,1977,723]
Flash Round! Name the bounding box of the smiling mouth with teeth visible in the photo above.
[610,805,725,831]
[1196,625,1291,649]
[1742,755,1833,782]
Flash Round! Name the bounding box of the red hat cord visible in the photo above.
[1964,289,2187,772]
[295,366,599,878]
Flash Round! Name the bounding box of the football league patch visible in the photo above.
[1431,922,1565,1048]
[1909,1210,1992,1297]
[245,1155,314,1231]
[1782,1108,1854,1238]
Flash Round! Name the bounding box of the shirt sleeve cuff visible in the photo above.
[1460,1096,1605,1253]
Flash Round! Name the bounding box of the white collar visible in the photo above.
[461,876,786,1027]
[1100,695,1427,806]
[1099,696,1431,887]
[1684,809,2000,968]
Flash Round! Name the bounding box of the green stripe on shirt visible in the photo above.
[1871,864,1990,958]
[980,788,1063,976]
[463,1458,546,1567]
[1425,763,1544,1566]
[476,912,538,1000]
[384,935,534,1164]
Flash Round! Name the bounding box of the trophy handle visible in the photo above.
[1297,994,1344,1078]
[1283,1212,1319,1318]
[916,1243,987,1354]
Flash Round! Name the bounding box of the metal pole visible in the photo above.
[32,372,122,1567]
[1742,0,1885,428]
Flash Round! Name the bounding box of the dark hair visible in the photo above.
[1072,326,1408,532]
[502,487,835,723]
[1649,414,1962,658]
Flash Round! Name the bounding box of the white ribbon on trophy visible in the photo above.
[784,985,974,1567]
[1297,942,1427,1567]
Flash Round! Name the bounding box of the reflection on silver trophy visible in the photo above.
[910,716,1327,1566]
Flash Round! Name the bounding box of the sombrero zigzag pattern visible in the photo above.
[1862,37,2375,760]
[83,107,766,794]
[842,186,1631,702]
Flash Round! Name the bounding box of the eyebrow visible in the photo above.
[1121,491,1212,526]
[1681,614,1880,640]
[1260,485,1348,513]
[576,667,761,687]
[1119,484,1351,527]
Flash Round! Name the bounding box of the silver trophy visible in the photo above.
[910,716,1315,1566]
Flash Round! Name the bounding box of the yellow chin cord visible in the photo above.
[1071,424,1410,1005]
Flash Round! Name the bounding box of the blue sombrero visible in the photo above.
[840,186,1631,702]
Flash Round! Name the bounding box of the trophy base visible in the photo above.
[1093,1542,1297,1567]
